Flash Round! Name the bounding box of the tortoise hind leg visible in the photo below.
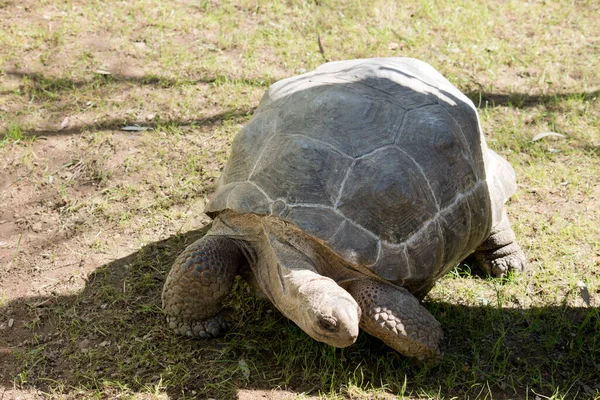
[472,208,527,277]
[342,279,443,365]
[162,235,246,338]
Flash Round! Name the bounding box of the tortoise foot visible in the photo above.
[476,248,527,278]
[474,209,527,278]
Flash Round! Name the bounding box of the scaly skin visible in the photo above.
[162,235,245,338]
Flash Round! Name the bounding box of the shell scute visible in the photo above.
[326,220,380,266]
[207,182,270,218]
[272,84,405,158]
[337,146,438,244]
[249,134,353,207]
[219,110,279,185]
[286,206,345,242]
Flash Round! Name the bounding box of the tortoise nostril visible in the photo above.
[318,316,338,332]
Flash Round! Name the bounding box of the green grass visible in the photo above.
[0,0,599,399]
[0,124,30,146]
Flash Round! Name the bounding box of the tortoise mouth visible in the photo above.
[309,319,359,348]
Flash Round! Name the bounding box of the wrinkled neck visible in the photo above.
[215,209,371,286]
[210,211,321,306]
[252,230,320,310]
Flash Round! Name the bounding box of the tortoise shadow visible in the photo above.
[1,228,598,399]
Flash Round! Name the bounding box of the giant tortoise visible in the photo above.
[162,57,527,363]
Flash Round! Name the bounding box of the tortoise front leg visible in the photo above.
[473,208,527,277]
[162,235,246,338]
[342,279,443,365]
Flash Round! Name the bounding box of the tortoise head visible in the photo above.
[287,270,361,348]
[253,233,361,348]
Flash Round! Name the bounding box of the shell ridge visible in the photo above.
[437,101,478,166]
[393,103,450,146]
[245,180,274,203]
[247,117,280,180]
[223,183,235,209]
[324,217,347,242]
[388,180,485,249]
[392,106,416,144]
[287,203,381,243]
[372,240,383,269]
[462,191,473,253]
[435,219,447,274]
[283,133,353,159]
[393,146,441,212]
[334,159,358,208]
[400,245,410,279]
[355,144,397,161]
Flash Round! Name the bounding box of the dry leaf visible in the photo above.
[58,116,69,131]
[121,125,149,131]
[531,131,565,142]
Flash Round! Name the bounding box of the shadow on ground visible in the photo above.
[1,69,263,139]
[14,109,256,138]
[5,70,598,109]
[3,70,274,95]
[2,69,598,140]
[465,90,599,109]
[1,228,598,399]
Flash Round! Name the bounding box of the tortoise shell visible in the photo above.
[206,58,514,293]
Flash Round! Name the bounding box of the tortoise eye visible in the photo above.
[318,316,338,332]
